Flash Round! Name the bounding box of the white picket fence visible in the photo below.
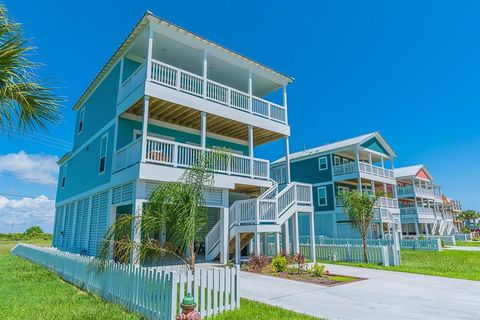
[11,244,239,319]
[299,244,400,266]
[405,235,456,246]
[454,234,473,242]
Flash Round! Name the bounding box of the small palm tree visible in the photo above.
[459,210,479,229]
[98,150,228,274]
[340,190,379,263]
[0,5,61,133]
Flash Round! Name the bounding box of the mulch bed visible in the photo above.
[247,270,365,287]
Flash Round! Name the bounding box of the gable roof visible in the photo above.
[393,164,434,181]
[73,11,293,110]
[273,131,396,164]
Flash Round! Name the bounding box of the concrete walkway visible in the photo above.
[445,245,480,251]
[240,264,480,320]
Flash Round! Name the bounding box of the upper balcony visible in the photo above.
[333,161,395,183]
[396,185,442,201]
[116,24,291,138]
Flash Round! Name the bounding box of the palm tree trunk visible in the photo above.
[189,241,196,274]
[362,235,368,263]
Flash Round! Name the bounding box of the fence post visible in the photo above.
[381,246,389,266]
[170,271,178,320]
[436,239,442,251]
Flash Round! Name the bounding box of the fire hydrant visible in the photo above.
[175,293,200,320]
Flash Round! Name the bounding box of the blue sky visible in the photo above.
[1,0,479,232]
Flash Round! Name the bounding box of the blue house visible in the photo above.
[271,132,402,240]
[52,12,315,264]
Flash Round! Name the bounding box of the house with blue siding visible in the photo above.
[52,11,316,264]
[272,132,402,240]
[394,165,455,235]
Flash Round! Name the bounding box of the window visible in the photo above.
[334,156,341,166]
[99,134,108,174]
[317,186,328,206]
[61,164,67,189]
[343,158,349,165]
[78,107,85,134]
[318,156,328,171]
[337,186,349,196]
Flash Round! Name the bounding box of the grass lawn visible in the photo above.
[321,249,480,281]
[455,241,480,247]
[1,240,322,319]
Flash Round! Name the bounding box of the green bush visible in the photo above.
[271,255,288,273]
[310,263,325,277]
[286,266,299,275]
[473,237,480,242]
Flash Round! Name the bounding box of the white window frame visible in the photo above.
[334,156,341,166]
[343,158,349,165]
[318,156,328,171]
[98,134,108,175]
[78,107,85,134]
[60,164,68,189]
[337,185,349,195]
[317,186,328,207]
[133,129,175,142]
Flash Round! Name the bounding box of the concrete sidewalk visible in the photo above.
[445,245,480,251]
[240,264,480,320]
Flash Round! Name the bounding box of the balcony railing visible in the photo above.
[333,162,395,180]
[400,206,436,216]
[145,59,287,124]
[336,196,398,209]
[114,136,270,180]
[397,186,442,199]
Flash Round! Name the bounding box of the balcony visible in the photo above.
[397,186,441,200]
[400,206,436,217]
[333,162,395,181]
[119,59,287,124]
[114,136,270,180]
[336,196,398,209]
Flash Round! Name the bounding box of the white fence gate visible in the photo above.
[11,244,239,319]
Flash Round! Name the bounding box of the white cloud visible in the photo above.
[0,195,55,233]
[0,151,59,185]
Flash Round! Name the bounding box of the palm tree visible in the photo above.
[98,150,228,273]
[0,4,61,133]
[459,210,479,229]
[340,190,379,263]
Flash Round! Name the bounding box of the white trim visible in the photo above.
[318,156,328,171]
[133,129,175,142]
[334,155,341,166]
[121,113,248,146]
[342,158,349,165]
[60,164,68,189]
[317,186,328,207]
[98,133,108,175]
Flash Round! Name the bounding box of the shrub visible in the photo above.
[226,260,234,268]
[473,237,480,242]
[293,253,305,271]
[310,263,325,277]
[248,255,269,272]
[271,255,288,273]
[286,266,299,275]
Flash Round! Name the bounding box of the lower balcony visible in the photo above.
[336,196,399,209]
[114,136,270,181]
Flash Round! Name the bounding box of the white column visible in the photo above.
[283,220,291,254]
[235,232,241,264]
[355,146,362,193]
[282,84,289,124]
[219,207,229,264]
[254,233,261,255]
[248,69,253,113]
[292,213,300,254]
[285,137,291,184]
[414,222,419,236]
[381,157,385,168]
[200,112,207,149]
[146,26,153,81]
[132,199,144,265]
[140,96,150,162]
[248,125,254,177]
[309,211,316,262]
[275,233,281,256]
[368,153,372,165]
[202,50,208,98]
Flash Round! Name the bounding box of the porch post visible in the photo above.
[282,84,289,124]
[132,199,144,265]
[285,137,291,183]
[200,112,207,149]
[248,69,253,113]
[219,207,229,264]
[275,233,281,255]
[146,26,153,80]
[248,125,254,177]
[355,145,362,193]
[283,220,291,254]
[309,211,316,262]
[235,231,241,264]
[292,212,300,254]
[254,233,261,255]
[414,222,419,236]
[141,96,150,162]
[202,50,208,98]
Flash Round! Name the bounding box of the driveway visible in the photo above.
[240,264,480,320]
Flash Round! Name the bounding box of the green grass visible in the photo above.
[208,298,321,319]
[456,241,480,247]
[321,249,480,281]
[326,275,357,282]
[2,240,322,319]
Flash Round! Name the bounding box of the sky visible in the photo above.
[0,0,479,233]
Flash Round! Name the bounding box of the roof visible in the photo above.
[393,164,434,180]
[72,11,293,110]
[273,131,395,164]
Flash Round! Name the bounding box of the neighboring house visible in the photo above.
[52,12,315,264]
[271,132,401,240]
[442,195,463,232]
[394,165,454,235]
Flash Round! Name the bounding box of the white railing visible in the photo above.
[205,221,221,259]
[332,162,394,180]
[336,196,398,209]
[149,59,287,123]
[400,206,435,216]
[114,139,142,172]
[119,63,147,102]
[397,186,414,195]
[12,244,240,319]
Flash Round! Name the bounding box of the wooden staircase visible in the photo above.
[228,233,254,258]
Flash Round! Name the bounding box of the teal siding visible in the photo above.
[361,137,389,156]
[117,118,248,155]
[332,153,354,165]
[122,58,142,82]
[74,63,120,148]
[313,184,334,211]
[56,125,115,202]
[290,155,332,184]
